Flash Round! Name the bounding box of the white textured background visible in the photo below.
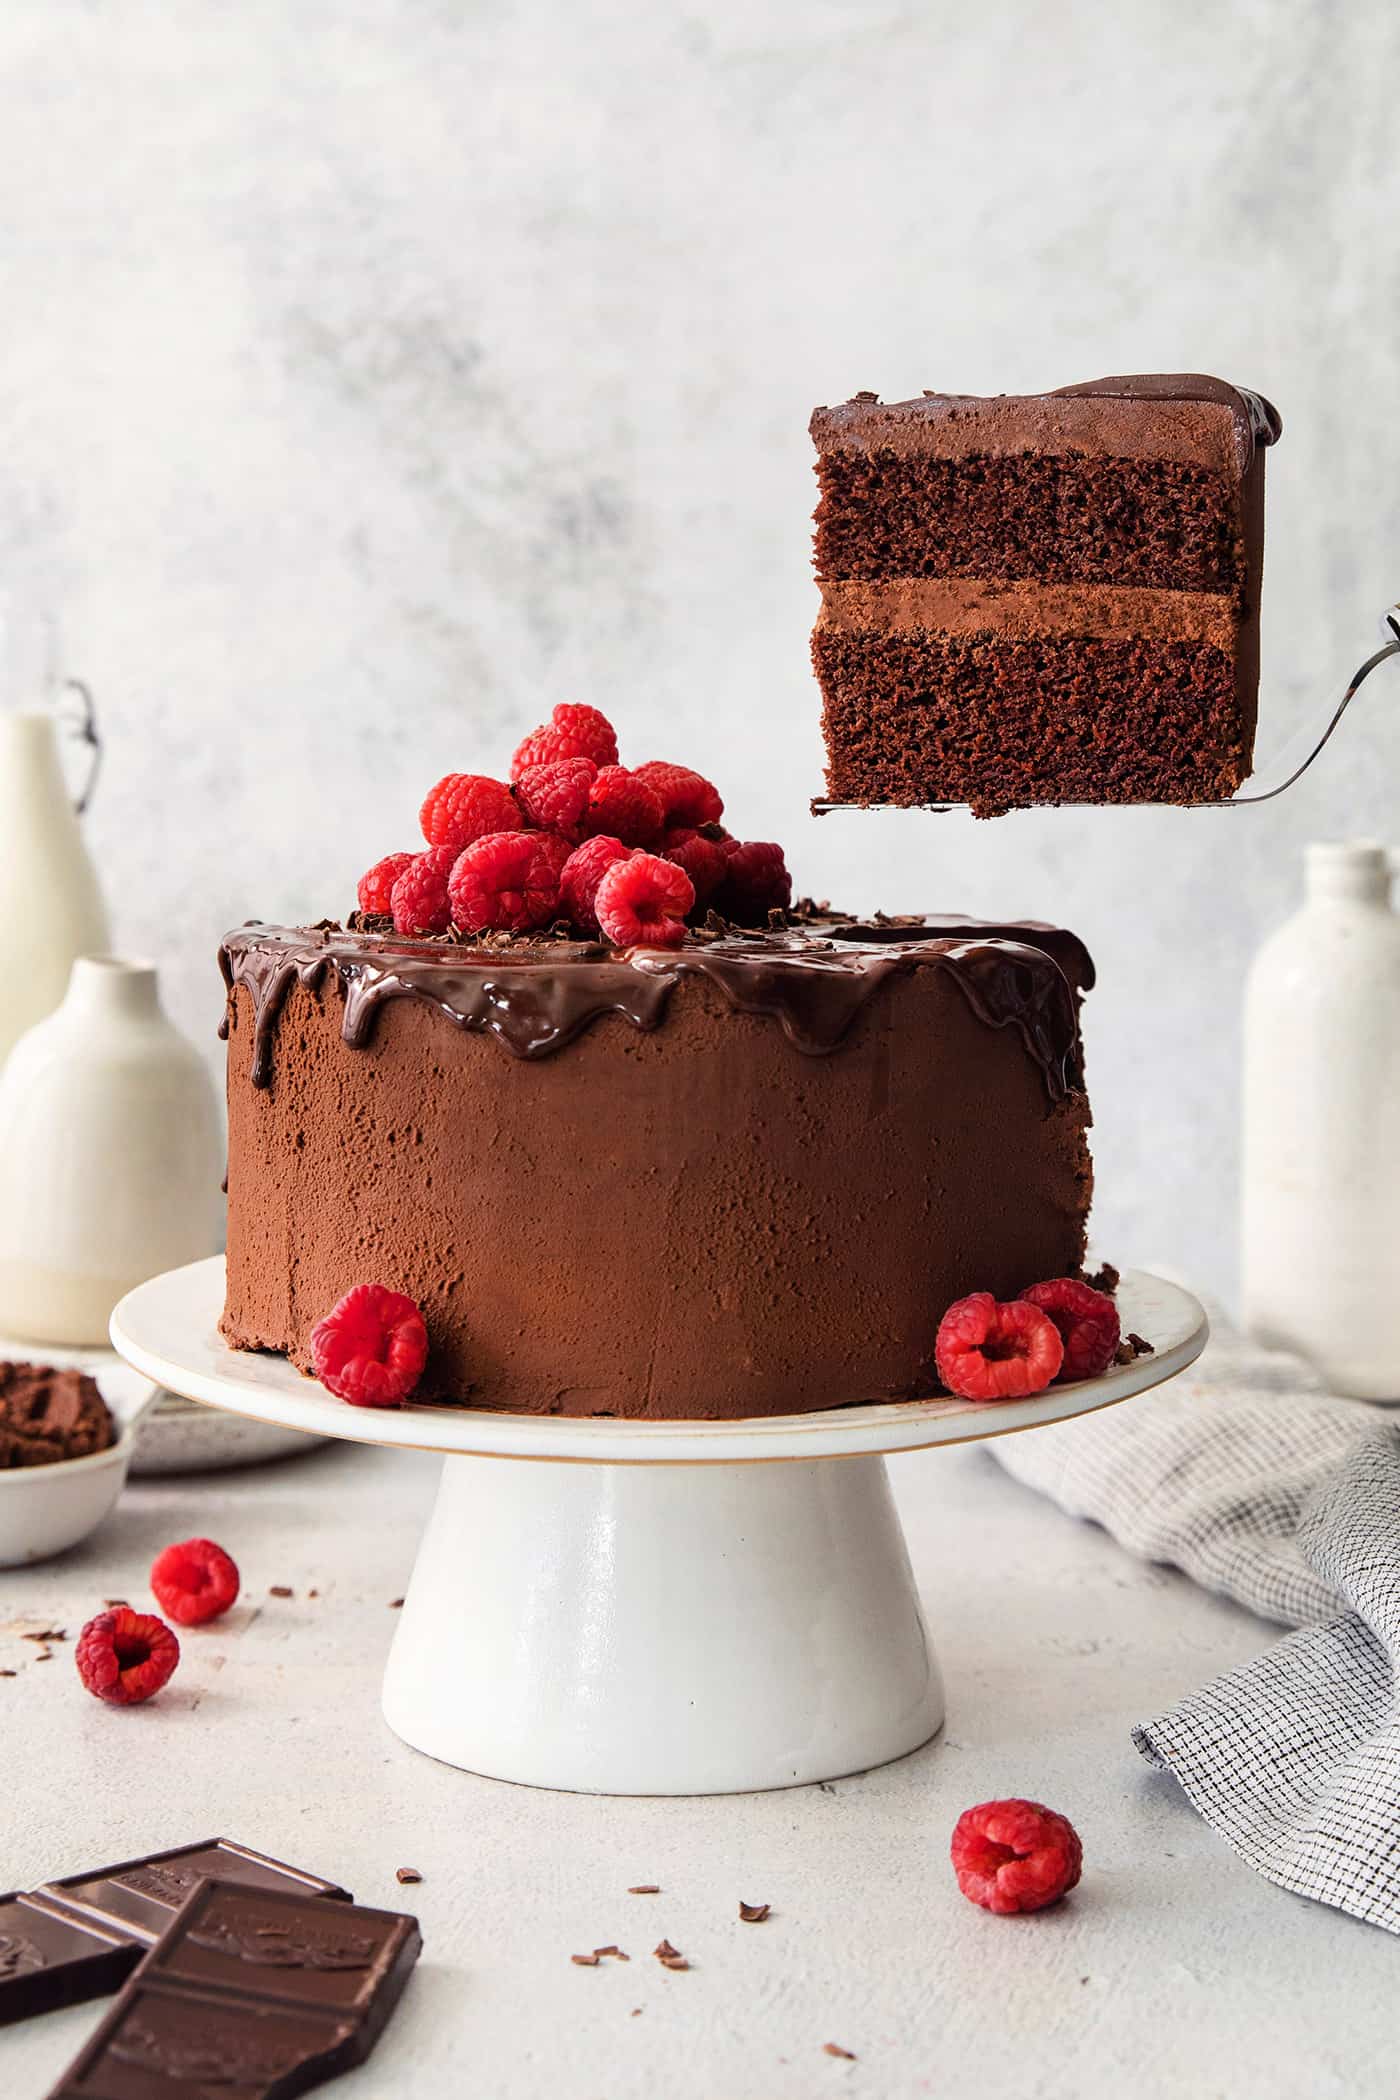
[3,0,1398,1304]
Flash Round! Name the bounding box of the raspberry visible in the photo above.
[583,767,664,848]
[510,703,618,780]
[716,840,792,925]
[632,761,724,829]
[514,757,598,836]
[449,831,565,934]
[595,853,695,950]
[150,1538,241,1626]
[356,852,417,918]
[934,1292,1064,1401]
[663,828,729,909]
[419,773,520,853]
[559,835,633,935]
[390,848,457,936]
[75,1608,180,1706]
[532,830,575,883]
[310,1284,429,1408]
[1020,1278,1121,1382]
[950,1799,1083,1915]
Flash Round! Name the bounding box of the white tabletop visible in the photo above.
[3,1436,1391,2100]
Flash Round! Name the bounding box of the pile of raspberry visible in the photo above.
[355,704,792,953]
[934,1276,1126,1402]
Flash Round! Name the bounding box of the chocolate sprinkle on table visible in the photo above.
[628,1884,660,1895]
[738,1900,771,1923]
[654,1938,689,1970]
[396,1868,422,1884]
[824,2042,857,2060]
[572,1952,601,1966]
[268,1584,293,1598]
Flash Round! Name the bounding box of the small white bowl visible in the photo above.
[0,1362,156,1568]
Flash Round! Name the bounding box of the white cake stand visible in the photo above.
[111,1259,1206,1797]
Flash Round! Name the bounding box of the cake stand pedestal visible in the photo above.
[111,1260,1206,1796]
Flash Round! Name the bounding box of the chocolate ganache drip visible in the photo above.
[219,920,1088,1102]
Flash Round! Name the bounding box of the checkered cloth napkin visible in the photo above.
[990,1309,1400,1935]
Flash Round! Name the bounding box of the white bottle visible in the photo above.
[0,957,224,1345]
[1241,840,1400,1398]
[0,705,109,1067]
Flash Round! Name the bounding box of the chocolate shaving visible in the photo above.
[0,1668,15,1677]
[653,1938,689,1970]
[268,1585,293,1598]
[102,1599,130,1609]
[395,1868,422,1885]
[824,2041,857,2060]
[21,1628,65,1643]
[571,1952,601,1966]
[738,1900,770,1923]
[389,1597,405,1610]
[627,1884,660,1895]
[592,1944,629,1961]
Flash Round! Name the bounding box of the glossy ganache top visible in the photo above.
[219,914,1091,1102]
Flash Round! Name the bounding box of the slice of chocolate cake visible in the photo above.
[811,375,1282,814]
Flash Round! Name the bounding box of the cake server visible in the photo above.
[811,603,1400,813]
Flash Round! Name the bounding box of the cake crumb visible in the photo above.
[1088,1262,1121,1295]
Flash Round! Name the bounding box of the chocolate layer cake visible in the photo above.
[219,916,1094,1420]
[811,375,1282,814]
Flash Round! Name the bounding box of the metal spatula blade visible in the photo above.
[811,606,1400,815]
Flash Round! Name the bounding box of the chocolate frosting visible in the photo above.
[812,374,1281,477]
[220,919,1089,1102]
[0,1362,114,1469]
[1050,374,1282,469]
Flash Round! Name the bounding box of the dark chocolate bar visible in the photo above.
[1,1840,350,2028]
[0,1895,131,2026]
[47,1875,421,2098]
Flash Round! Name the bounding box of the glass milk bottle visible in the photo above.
[1241,841,1400,1398]
[0,604,109,1067]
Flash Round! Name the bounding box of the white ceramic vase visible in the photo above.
[1241,840,1400,1398]
[0,958,225,1345]
[0,709,109,1067]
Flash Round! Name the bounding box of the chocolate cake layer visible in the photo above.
[815,629,1244,810]
[220,921,1093,1420]
[810,374,1279,810]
